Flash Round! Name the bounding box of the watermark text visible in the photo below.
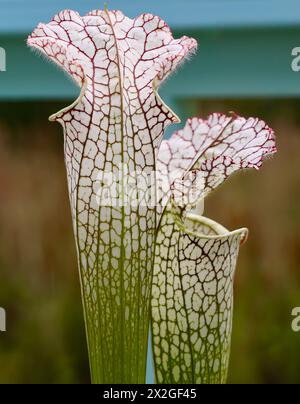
[0,47,6,72]
[0,307,6,332]
[291,47,300,72]
[291,307,300,332]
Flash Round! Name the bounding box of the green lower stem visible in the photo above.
[77,206,156,384]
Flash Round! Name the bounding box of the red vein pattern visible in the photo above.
[152,211,248,383]
[153,113,276,383]
[28,8,277,385]
[28,9,197,383]
[157,113,277,213]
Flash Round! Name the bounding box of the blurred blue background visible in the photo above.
[0,0,300,384]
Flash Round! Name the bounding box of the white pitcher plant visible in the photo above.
[28,8,276,384]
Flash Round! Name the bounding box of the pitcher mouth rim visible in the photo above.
[180,213,249,244]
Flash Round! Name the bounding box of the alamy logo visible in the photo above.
[0,47,6,72]
[0,307,6,332]
[291,47,300,72]
[291,307,300,332]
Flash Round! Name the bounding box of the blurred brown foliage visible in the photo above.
[0,99,299,383]
[0,101,89,383]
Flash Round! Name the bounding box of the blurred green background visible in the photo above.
[1,0,300,384]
